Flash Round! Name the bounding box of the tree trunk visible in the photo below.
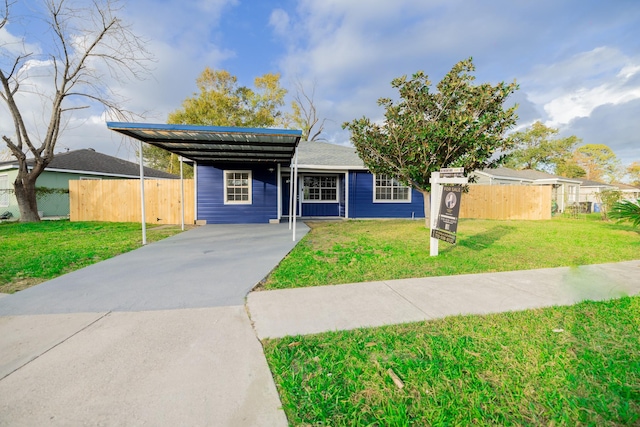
[421,189,431,228]
[14,175,40,222]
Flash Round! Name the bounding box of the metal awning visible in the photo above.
[106,121,303,242]
[106,122,302,163]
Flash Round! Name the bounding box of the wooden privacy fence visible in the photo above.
[460,185,552,220]
[70,179,194,225]
[70,181,550,224]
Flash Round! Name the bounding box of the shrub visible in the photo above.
[609,199,640,227]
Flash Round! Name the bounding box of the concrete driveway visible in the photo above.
[0,223,308,426]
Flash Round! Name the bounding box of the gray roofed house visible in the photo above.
[0,148,177,179]
[0,148,177,220]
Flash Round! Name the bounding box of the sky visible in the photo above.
[1,0,639,171]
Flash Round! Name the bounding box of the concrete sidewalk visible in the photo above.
[247,260,640,339]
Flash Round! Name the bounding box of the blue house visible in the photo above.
[107,123,425,224]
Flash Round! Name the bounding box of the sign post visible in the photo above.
[430,168,467,256]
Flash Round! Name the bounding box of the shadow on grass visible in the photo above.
[457,225,516,251]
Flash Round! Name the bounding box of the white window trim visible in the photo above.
[0,174,9,207]
[224,170,252,205]
[302,175,339,203]
[373,174,412,203]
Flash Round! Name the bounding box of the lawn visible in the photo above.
[0,220,186,293]
[264,296,640,426]
[263,217,640,289]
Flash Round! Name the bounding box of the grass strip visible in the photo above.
[263,217,640,289]
[264,296,640,426]
[0,220,185,293]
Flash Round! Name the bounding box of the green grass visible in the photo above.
[263,218,640,289]
[264,296,640,426]
[0,220,186,293]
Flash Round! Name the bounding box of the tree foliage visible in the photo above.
[343,58,518,224]
[142,145,192,178]
[0,0,151,222]
[573,144,621,183]
[595,188,622,221]
[506,121,581,173]
[145,68,288,176]
[167,67,287,128]
[626,161,640,186]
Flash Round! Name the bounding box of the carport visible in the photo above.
[107,122,303,241]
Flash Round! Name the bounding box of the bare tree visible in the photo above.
[287,78,326,141]
[0,0,151,221]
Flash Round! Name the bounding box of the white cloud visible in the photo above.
[523,47,640,126]
[269,9,290,36]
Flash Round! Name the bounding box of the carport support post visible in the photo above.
[180,156,185,231]
[138,140,147,245]
[292,147,299,241]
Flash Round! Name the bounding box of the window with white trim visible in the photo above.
[303,175,338,202]
[0,174,8,207]
[374,174,411,202]
[224,170,252,204]
[567,185,578,203]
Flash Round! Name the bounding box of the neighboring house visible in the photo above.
[576,179,640,212]
[0,148,177,219]
[471,167,582,213]
[107,123,426,224]
[615,182,640,201]
[576,179,616,208]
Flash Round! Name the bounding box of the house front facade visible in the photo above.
[107,123,426,224]
[193,141,425,223]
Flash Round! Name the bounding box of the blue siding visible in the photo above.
[197,164,278,224]
[349,171,425,219]
[301,202,340,216]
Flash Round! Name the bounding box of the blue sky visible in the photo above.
[1,0,639,169]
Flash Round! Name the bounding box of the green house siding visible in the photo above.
[0,170,129,219]
[0,170,19,219]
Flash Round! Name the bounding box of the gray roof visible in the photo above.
[577,179,615,188]
[0,149,178,179]
[476,167,581,182]
[296,141,365,168]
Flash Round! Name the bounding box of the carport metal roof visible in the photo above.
[106,122,303,164]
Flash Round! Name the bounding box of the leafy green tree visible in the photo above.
[626,162,640,186]
[142,145,193,178]
[555,160,586,178]
[595,188,622,221]
[573,144,621,183]
[168,67,287,127]
[609,199,640,227]
[505,121,580,172]
[343,58,518,226]
[146,68,288,175]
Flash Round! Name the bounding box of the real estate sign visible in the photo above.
[431,184,463,244]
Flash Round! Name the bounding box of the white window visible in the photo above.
[303,176,338,202]
[224,170,252,204]
[0,174,8,207]
[374,174,411,202]
[567,185,578,203]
